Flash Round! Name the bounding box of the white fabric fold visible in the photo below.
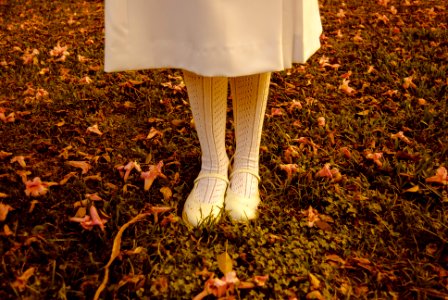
[105,0,322,76]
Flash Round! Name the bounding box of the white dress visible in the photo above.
[104,0,322,77]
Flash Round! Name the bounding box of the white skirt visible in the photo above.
[104,0,322,77]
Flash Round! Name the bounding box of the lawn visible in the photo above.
[0,0,447,299]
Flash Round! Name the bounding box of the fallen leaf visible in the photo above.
[365,152,383,167]
[252,275,269,287]
[86,193,103,201]
[0,203,13,221]
[0,192,8,198]
[11,267,35,292]
[79,76,93,84]
[316,163,333,178]
[317,117,326,127]
[16,170,31,183]
[0,151,13,159]
[309,273,321,290]
[117,274,145,290]
[160,186,172,201]
[49,42,70,62]
[10,156,27,167]
[66,161,92,174]
[353,30,363,43]
[306,290,325,300]
[83,173,102,182]
[141,161,166,191]
[21,48,39,65]
[146,127,163,139]
[269,107,284,117]
[59,172,77,185]
[288,100,302,112]
[122,246,145,256]
[339,78,356,96]
[302,206,320,227]
[404,185,420,193]
[325,254,346,265]
[117,161,141,182]
[217,252,233,275]
[149,206,173,214]
[25,177,57,197]
[94,212,150,300]
[29,200,39,213]
[3,224,13,236]
[70,206,108,231]
[356,110,370,116]
[340,147,352,159]
[88,206,107,231]
[425,166,447,185]
[403,76,417,89]
[86,124,103,136]
[390,131,412,144]
[279,164,300,181]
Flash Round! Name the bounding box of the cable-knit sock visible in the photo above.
[182,70,229,224]
[229,72,271,199]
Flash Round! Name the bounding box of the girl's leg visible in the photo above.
[182,70,229,226]
[227,72,271,221]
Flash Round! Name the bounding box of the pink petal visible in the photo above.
[89,206,106,231]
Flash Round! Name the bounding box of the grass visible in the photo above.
[0,0,447,299]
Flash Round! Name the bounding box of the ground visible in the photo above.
[0,0,447,299]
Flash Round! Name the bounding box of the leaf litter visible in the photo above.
[0,0,447,299]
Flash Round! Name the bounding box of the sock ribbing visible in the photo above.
[229,72,271,197]
[183,70,229,204]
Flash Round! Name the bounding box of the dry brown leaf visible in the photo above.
[425,166,447,185]
[86,124,103,136]
[309,273,321,290]
[279,164,300,181]
[0,203,13,221]
[86,193,103,201]
[317,117,326,127]
[0,192,8,198]
[11,267,35,292]
[10,156,27,167]
[83,173,102,182]
[94,212,150,300]
[141,161,166,191]
[59,172,77,185]
[365,152,384,167]
[391,131,412,144]
[403,76,417,89]
[65,161,92,174]
[217,252,233,275]
[146,127,163,139]
[325,254,346,265]
[3,224,13,236]
[24,177,57,197]
[0,151,13,159]
[404,185,420,193]
[117,274,145,290]
[302,206,320,227]
[117,161,141,182]
[160,186,172,201]
[339,78,356,96]
[70,206,108,231]
[306,290,325,300]
[316,163,333,178]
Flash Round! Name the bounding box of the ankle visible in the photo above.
[200,158,230,177]
[229,169,260,197]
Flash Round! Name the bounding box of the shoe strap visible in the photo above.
[194,173,229,185]
[229,169,261,182]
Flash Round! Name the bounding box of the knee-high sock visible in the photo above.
[183,70,229,204]
[229,72,271,197]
